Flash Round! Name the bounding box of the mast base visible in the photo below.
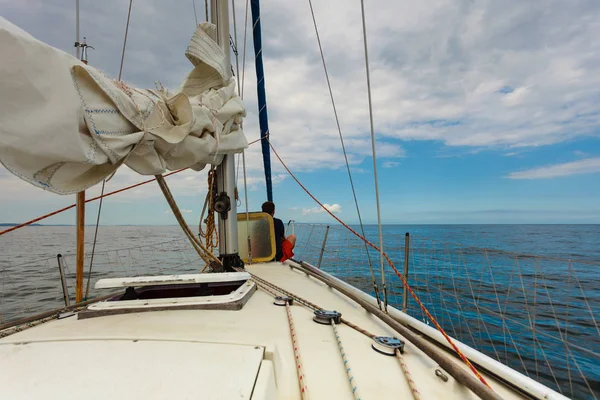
[219,253,245,272]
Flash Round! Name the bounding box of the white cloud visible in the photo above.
[507,158,600,179]
[301,203,341,215]
[2,0,600,222]
[383,161,400,168]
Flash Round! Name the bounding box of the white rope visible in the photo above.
[331,319,361,400]
[395,349,421,400]
[307,0,382,310]
[359,0,387,311]
[286,303,309,399]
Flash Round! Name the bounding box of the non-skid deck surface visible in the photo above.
[0,262,526,399]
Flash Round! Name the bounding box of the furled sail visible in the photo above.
[0,18,247,195]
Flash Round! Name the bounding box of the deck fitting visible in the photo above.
[273,296,293,306]
[371,336,405,356]
[313,309,341,325]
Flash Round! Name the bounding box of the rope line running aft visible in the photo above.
[250,272,432,399]
[250,272,378,342]
[286,302,309,399]
[395,349,421,400]
[267,139,493,389]
[306,0,381,311]
[332,318,361,400]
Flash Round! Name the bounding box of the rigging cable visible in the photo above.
[266,139,494,390]
[231,0,252,262]
[359,0,387,311]
[241,0,249,99]
[85,0,134,300]
[192,0,198,25]
[231,0,242,203]
[307,0,382,310]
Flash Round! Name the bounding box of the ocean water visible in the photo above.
[1,224,599,399]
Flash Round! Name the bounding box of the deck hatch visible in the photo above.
[78,273,256,319]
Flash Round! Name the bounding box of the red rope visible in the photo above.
[0,168,188,236]
[267,140,493,389]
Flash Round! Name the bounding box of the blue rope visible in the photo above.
[332,319,361,400]
[250,0,273,202]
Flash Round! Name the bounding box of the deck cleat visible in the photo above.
[372,336,405,356]
[313,309,342,325]
[273,296,293,306]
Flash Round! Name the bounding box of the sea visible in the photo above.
[1,224,599,399]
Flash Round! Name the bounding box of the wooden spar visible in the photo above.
[293,260,503,400]
[75,191,85,302]
[75,49,88,302]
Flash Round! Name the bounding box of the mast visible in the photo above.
[250,0,273,202]
[75,0,85,302]
[75,0,80,60]
[211,0,243,271]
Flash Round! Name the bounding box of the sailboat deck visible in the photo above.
[0,262,527,399]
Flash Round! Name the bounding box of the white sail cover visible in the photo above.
[0,18,247,195]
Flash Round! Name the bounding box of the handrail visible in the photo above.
[292,222,600,265]
[288,259,569,400]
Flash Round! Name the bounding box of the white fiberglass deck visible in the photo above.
[0,262,534,400]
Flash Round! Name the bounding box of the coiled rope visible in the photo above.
[199,167,219,253]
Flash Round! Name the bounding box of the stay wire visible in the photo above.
[240,0,249,99]
[359,0,387,311]
[192,0,198,25]
[307,0,382,310]
[85,0,133,300]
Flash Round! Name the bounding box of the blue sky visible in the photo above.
[1,0,600,226]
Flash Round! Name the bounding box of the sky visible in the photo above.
[1,0,600,226]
